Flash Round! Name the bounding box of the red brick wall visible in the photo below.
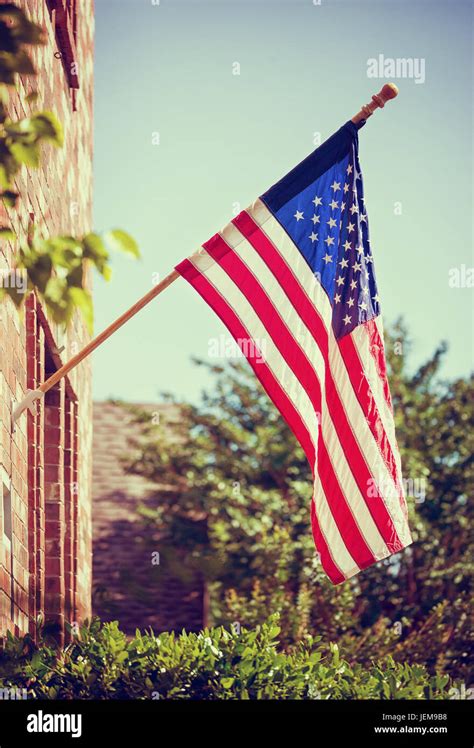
[92,402,205,636]
[0,0,94,642]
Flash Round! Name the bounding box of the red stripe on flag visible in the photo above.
[175,258,316,469]
[338,332,400,485]
[363,319,394,413]
[338,333,406,515]
[317,439,375,569]
[310,499,346,585]
[324,368,403,553]
[176,258,344,582]
[202,234,378,569]
[233,210,330,349]
[232,213,404,553]
[203,233,324,414]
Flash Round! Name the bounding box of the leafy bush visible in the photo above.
[121,322,473,683]
[0,616,459,700]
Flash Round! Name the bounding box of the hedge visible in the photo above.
[0,615,456,700]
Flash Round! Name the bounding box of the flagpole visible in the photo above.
[11,83,400,427]
[11,268,180,426]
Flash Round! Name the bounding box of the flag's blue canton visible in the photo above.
[267,140,380,340]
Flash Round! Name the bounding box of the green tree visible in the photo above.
[123,322,473,682]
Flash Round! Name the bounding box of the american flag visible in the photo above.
[176,120,412,584]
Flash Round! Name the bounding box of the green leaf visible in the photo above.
[66,264,84,288]
[4,118,34,137]
[0,226,15,240]
[83,233,108,260]
[101,264,112,281]
[44,276,68,306]
[5,112,63,148]
[221,677,235,689]
[69,287,93,334]
[82,233,113,280]
[103,229,140,259]
[10,140,40,168]
[27,254,53,293]
[0,164,11,190]
[30,112,63,147]
[1,190,18,207]
[268,625,281,639]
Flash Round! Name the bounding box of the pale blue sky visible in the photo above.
[92,0,473,403]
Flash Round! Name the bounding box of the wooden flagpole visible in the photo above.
[11,268,180,425]
[38,268,180,394]
[11,83,399,426]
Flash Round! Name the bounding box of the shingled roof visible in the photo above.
[92,401,204,635]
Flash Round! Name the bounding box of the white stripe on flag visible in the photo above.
[248,199,410,547]
[188,249,358,579]
[221,221,391,559]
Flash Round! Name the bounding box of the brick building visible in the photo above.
[0,0,94,643]
[92,401,205,635]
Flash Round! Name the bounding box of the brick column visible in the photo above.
[44,378,66,645]
[64,395,79,637]
[26,295,45,635]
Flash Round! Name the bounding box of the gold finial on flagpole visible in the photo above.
[351,83,399,125]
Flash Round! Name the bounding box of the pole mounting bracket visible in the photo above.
[11,389,44,434]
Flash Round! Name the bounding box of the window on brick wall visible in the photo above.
[26,297,79,643]
[1,481,14,621]
[44,349,65,639]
